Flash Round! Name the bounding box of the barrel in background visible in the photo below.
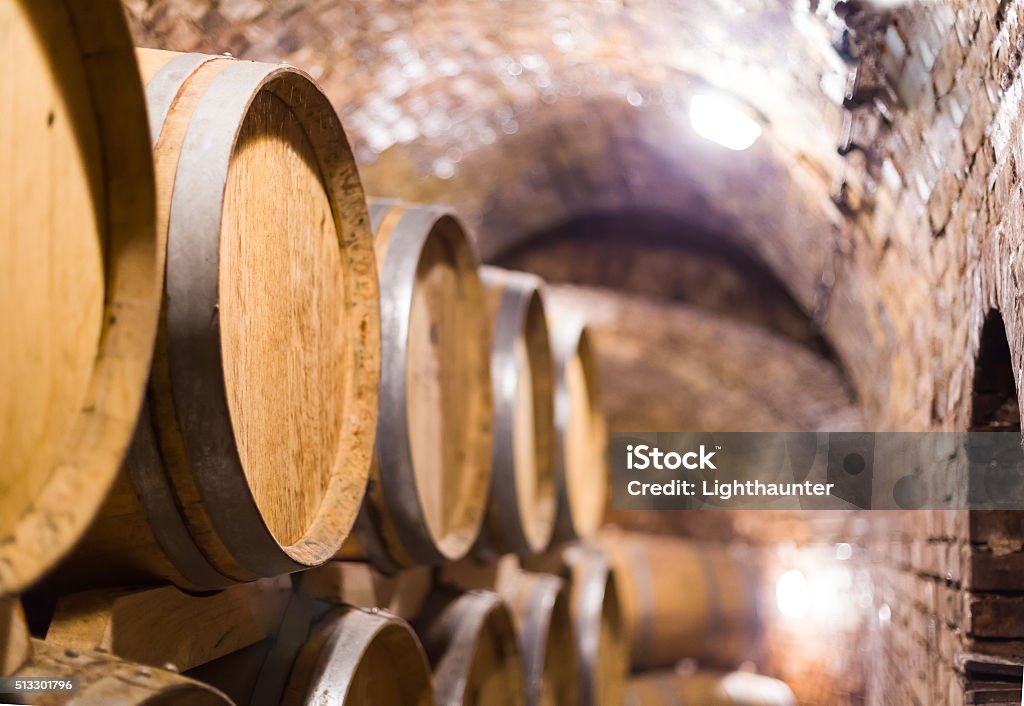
[498,570,578,706]
[0,0,159,594]
[61,48,381,591]
[549,318,608,544]
[599,529,761,671]
[625,670,797,706]
[477,267,557,557]
[414,589,526,705]
[562,546,629,706]
[345,200,492,571]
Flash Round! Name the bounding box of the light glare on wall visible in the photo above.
[689,92,762,151]
[776,569,809,618]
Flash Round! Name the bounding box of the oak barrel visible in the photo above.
[62,48,380,591]
[0,0,159,594]
[498,571,578,706]
[9,641,232,705]
[599,530,760,670]
[563,546,629,706]
[550,318,608,543]
[476,267,557,557]
[280,606,434,706]
[624,670,796,706]
[343,200,492,571]
[415,589,526,706]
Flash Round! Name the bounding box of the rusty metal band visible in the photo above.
[166,60,345,576]
[145,53,217,143]
[298,609,408,703]
[124,399,232,591]
[436,591,513,705]
[351,475,405,575]
[485,270,548,554]
[249,599,324,706]
[519,575,561,706]
[550,319,587,542]
[133,53,237,590]
[374,204,467,565]
[574,553,610,706]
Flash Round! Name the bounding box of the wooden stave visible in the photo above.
[624,670,797,706]
[499,571,578,706]
[564,547,629,706]
[549,320,608,544]
[85,49,380,591]
[476,267,557,558]
[11,641,232,706]
[349,199,493,571]
[414,589,526,706]
[0,0,159,595]
[600,531,761,670]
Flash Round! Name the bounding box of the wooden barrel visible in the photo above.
[280,607,434,706]
[0,0,159,594]
[9,641,231,705]
[625,670,796,706]
[414,589,526,706]
[563,547,629,706]
[61,48,380,591]
[189,601,433,706]
[476,267,557,557]
[599,530,760,670]
[498,571,578,706]
[550,319,608,543]
[343,200,492,571]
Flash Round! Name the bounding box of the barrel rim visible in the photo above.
[551,320,609,544]
[429,590,524,706]
[481,267,557,556]
[286,606,432,705]
[0,0,160,595]
[367,200,493,567]
[140,53,379,579]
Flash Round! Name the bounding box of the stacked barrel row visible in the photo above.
[0,1,624,703]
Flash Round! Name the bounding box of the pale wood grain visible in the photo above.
[46,577,291,672]
[0,0,158,593]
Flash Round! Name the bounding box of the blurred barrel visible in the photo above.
[498,571,578,706]
[550,319,608,543]
[415,590,526,705]
[625,670,796,706]
[344,200,492,571]
[563,547,629,706]
[280,607,434,706]
[599,530,760,670]
[476,267,557,556]
[61,48,381,591]
[9,641,231,705]
[0,0,158,594]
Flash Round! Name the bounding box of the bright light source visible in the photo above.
[835,543,852,560]
[776,569,809,618]
[689,93,762,151]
